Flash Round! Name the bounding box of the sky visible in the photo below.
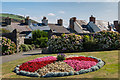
[1,2,118,27]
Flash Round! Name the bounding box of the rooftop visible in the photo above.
[48,24,70,33]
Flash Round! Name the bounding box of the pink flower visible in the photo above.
[64,60,97,71]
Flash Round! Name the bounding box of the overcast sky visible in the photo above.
[1,2,118,27]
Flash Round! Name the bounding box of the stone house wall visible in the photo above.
[2,29,25,53]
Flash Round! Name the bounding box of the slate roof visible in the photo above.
[74,20,90,33]
[76,20,88,28]
[75,20,109,33]
[29,24,50,31]
[4,23,32,33]
[95,20,109,31]
[87,22,101,32]
[48,24,70,33]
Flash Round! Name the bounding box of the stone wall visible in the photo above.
[2,29,25,53]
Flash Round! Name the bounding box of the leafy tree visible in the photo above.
[32,30,48,48]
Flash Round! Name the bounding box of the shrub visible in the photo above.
[32,30,48,48]
[2,37,16,55]
[31,44,35,50]
[28,45,33,50]
[57,53,66,61]
[34,37,48,48]
[19,44,34,52]
[32,30,48,40]
[82,35,97,51]
[19,44,30,52]
[94,31,120,50]
[48,33,83,53]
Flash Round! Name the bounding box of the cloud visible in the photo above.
[48,13,55,16]
[58,11,65,14]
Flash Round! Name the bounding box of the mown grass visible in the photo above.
[1,50,119,79]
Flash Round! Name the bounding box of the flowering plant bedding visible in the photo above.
[14,55,105,77]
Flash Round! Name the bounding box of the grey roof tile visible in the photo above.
[48,24,70,33]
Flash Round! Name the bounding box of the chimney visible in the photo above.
[42,17,48,26]
[108,22,112,31]
[57,19,63,26]
[89,15,96,24]
[5,17,11,25]
[69,17,76,30]
[114,20,120,33]
[114,20,118,30]
[25,16,30,25]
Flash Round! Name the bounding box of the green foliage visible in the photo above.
[19,44,33,52]
[28,45,33,50]
[2,37,16,55]
[48,33,83,53]
[31,44,35,50]
[32,30,48,40]
[20,44,29,52]
[57,53,66,61]
[94,31,120,50]
[32,30,48,48]
[83,35,97,51]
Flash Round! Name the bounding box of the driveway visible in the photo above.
[1,48,42,64]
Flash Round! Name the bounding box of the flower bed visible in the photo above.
[14,55,105,77]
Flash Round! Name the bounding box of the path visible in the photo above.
[1,48,42,64]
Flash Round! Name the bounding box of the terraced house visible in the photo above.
[69,15,117,34]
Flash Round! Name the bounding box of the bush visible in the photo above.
[94,31,120,50]
[31,44,35,50]
[19,44,34,52]
[28,45,33,50]
[82,35,97,51]
[2,37,16,55]
[57,53,66,61]
[48,33,83,53]
[20,44,30,51]
[32,30,48,48]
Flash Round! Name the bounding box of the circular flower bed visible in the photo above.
[14,55,105,77]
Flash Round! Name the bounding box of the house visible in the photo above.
[48,19,70,36]
[1,17,32,38]
[69,15,112,34]
[28,17,70,38]
[27,17,50,38]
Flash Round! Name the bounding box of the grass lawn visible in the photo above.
[1,50,119,79]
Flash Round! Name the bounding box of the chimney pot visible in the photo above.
[42,17,48,26]
[90,15,96,24]
[57,19,63,26]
